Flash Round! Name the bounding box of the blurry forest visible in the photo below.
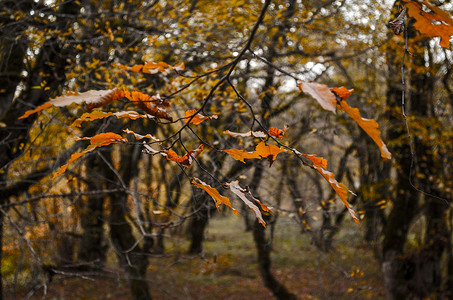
[0,0,452,299]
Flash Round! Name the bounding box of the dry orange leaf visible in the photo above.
[330,86,354,100]
[223,148,261,163]
[77,132,127,152]
[404,0,453,48]
[52,152,85,180]
[124,91,172,121]
[255,142,287,165]
[299,82,337,113]
[123,129,158,141]
[19,102,53,119]
[184,109,218,125]
[84,89,125,110]
[224,142,286,165]
[268,126,288,139]
[227,180,271,227]
[331,87,392,160]
[313,166,359,224]
[165,144,204,167]
[301,154,328,169]
[53,132,126,180]
[72,110,155,127]
[191,178,238,215]
[119,61,184,75]
[224,130,267,138]
[19,89,123,119]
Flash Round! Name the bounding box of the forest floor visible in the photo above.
[10,214,386,299]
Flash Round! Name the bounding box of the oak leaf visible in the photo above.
[404,0,453,48]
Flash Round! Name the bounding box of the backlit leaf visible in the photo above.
[223,148,261,163]
[19,103,53,119]
[255,142,287,165]
[76,132,127,151]
[227,180,271,227]
[299,153,328,169]
[119,61,185,75]
[224,130,267,138]
[124,91,172,121]
[404,0,453,48]
[19,89,123,119]
[123,129,159,141]
[299,82,337,113]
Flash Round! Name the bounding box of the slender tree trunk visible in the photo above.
[0,1,80,296]
[104,144,151,300]
[0,213,3,300]
[253,219,296,300]
[249,162,296,300]
[77,155,107,268]
[381,14,450,297]
[110,191,151,300]
[188,187,215,255]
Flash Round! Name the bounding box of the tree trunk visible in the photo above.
[248,162,296,299]
[188,186,215,255]
[0,1,80,296]
[110,191,151,300]
[253,218,297,300]
[382,13,449,297]
[0,213,3,300]
[104,144,152,300]
[77,154,107,268]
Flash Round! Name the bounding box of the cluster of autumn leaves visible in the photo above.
[20,77,392,225]
[19,0,453,226]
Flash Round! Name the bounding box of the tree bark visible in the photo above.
[77,154,107,268]
[0,1,80,297]
[188,186,215,255]
[249,162,297,300]
[382,12,450,297]
[104,144,152,300]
